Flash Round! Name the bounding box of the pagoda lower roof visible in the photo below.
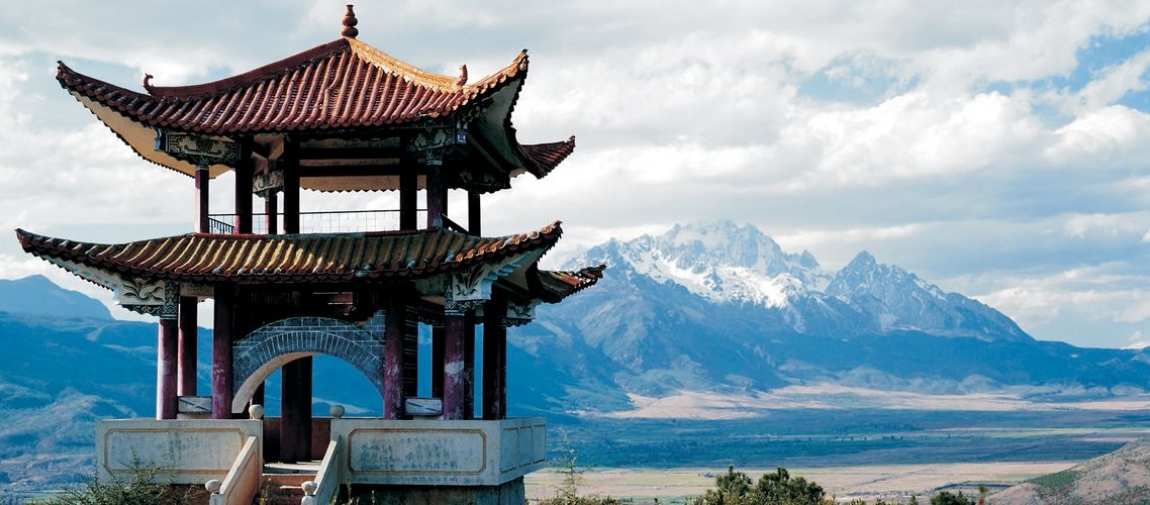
[56,37,575,181]
[14,224,597,300]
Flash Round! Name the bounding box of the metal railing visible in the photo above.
[207,209,437,234]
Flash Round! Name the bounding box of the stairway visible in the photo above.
[259,461,319,505]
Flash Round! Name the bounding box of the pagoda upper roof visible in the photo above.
[56,35,574,183]
[15,223,601,304]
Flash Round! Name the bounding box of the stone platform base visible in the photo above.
[343,477,526,505]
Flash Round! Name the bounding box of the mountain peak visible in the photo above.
[0,275,112,320]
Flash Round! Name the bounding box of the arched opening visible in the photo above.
[231,316,386,414]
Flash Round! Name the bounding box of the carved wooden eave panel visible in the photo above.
[444,247,546,315]
[41,257,178,318]
[71,94,232,179]
[154,130,242,167]
[504,299,539,327]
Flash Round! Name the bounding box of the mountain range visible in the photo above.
[512,220,1150,414]
[4,221,1150,493]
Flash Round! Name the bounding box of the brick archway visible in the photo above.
[230,315,385,413]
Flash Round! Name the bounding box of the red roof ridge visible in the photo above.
[142,39,351,99]
[346,38,459,92]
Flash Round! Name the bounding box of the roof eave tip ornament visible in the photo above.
[341,4,359,39]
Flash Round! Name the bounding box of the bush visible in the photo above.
[33,466,202,505]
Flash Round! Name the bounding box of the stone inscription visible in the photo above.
[349,428,486,475]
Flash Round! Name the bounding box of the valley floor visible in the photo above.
[525,462,1076,503]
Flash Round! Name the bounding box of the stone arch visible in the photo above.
[231,315,385,413]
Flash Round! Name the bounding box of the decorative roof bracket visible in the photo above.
[407,125,468,166]
[155,129,242,168]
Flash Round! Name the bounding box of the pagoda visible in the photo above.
[16,6,602,504]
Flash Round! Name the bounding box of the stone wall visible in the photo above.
[95,419,262,484]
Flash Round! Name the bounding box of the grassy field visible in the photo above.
[530,407,1150,503]
[525,462,1078,503]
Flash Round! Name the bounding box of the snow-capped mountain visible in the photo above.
[573,220,1027,341]
[599,221,829,308]
[509,220,1150,414]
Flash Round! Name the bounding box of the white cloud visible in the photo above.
[2,1,1150,349]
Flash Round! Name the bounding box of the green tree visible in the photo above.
[753,467,827,505]
[930,490,975,505]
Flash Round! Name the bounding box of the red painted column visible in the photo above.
[282,139,300,234]
[177,297,197,396]
[265,190,278,235]
[468,191,481,236]
[195,166,210,233]
[211,287,234,419]
[234,148,253,234]
[442,313,467,420]
[157,317,178,420]
[426,168,444,229]
[403,314,418,398]
[280,357,312,462]
[383,291,407,419]
[482,297,507,420]
[463,312,476,419]
[400,168,417,231]
[432,325,445,398]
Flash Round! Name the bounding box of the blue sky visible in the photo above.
[2,1,1150,349]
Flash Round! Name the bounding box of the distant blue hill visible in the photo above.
[0,275,111,320]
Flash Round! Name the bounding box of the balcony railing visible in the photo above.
[208,209,432,234]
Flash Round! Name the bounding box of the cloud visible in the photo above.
[3,1,1150,349]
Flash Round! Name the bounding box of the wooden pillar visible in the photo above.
[265,191,279,235]
[282,139,300,234]
[177,297,197,397]
[426,168,445,229]
[403,314,419,398]
[211,287,234,419]
[442,313,465,420]
[400,168,417,231]
[482,297,508,420]
[463,312,476,419]
[468,191,481,236]
[234,146,254,234]
[156,317,178,420]
[383,290,407,419]
[195,166,210,233]
[431,325,445,398]
[281,357,312,463]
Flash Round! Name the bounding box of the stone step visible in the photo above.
[260,461,319,505]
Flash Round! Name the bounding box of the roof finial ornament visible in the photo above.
[456,65,468,87]
[341,5,359,38]
[143,73,154,90]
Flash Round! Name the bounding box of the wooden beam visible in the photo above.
[298,147,403,160]
[297,165,404,178]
